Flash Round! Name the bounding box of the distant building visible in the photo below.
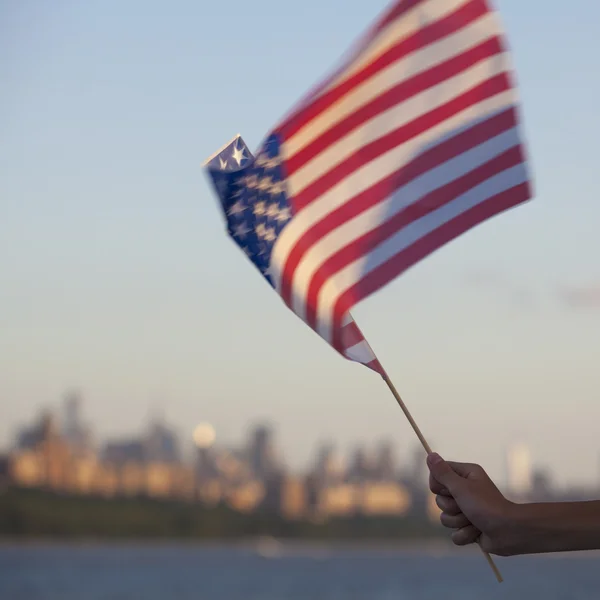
[227,480,265,512]
[195,446,218,481]
[529,468,553,501]
[0,454,9,489]
[62,391,94,457]
[318,483,357,517]
[102,418,181,466]
[102,440,146,465]
[348,446,371,481]
[144,419,181,464]
[312,442,344,486]
[360,482,411,516]
[374,441,396,481]
[406,446,427,488]
[279,476,307,520]
[314,481,411,518]
[258,472,307,519]
[9,411,72,491]
[247,425,277,480]
[506,443,532,499]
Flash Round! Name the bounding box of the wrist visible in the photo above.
[487,499,528,556]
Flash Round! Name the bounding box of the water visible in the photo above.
[0,542,598,599]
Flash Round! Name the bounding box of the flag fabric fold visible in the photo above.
[204,0,532,374]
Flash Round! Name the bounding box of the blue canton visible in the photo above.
[205,134,293,286]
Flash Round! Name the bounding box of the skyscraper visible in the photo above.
[506,443,532,499]
[374,440,395,481]
[62,391,93,457]
[247,424,277,480]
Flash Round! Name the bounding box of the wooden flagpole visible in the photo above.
[381,372,503,583]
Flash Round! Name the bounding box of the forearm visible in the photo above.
[506,500,600,555]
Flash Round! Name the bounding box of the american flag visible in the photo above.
[204,0,532,375]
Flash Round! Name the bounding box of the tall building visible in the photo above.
[374,440,395,481]
[313,442,343,483]
[247,425,277,480]
[62,391,93,456]
[144,419,181,464]
[102,440,145,465]
[506,443,532,498]
[405,445,427,489]
[348,445,371,481]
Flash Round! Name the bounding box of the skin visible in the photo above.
[426,453,600,556]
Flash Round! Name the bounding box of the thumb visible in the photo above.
[427,453,462,492]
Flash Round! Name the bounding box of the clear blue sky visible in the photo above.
[1,0,599,487]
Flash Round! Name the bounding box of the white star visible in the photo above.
[253,201,266,217]
[255,223,267,238]
[241,246,253,258]
[258,176,273,192]
[255,153,268,167]
[263,227,276,242]
[233,222,250,239]
[219,157,228,170]
[245,174,258,189]
[266,203,279,219]
[267,156,281,169]
[232,143,246,166]
[276,206,291,222]
[228,200,246,216]
[270,181,285,196]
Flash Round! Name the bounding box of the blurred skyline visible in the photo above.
[1,0,599,488]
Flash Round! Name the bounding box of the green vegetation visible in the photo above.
[0,487,443,540]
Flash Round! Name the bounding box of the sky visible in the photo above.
[1,0,599,488]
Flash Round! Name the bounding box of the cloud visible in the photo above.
[559,283,600,309]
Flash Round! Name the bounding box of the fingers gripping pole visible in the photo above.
[381,373,503,583]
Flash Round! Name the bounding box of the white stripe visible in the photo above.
[319,0,472,97]
[270,89,517,293]
[286,11,501,159]
[344,339,376,363]
[289,127,520,319]
[288,50,509,196]
[341,312,354,326]
[316,163,528,340]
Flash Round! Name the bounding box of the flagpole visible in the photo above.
[380,371,503,583]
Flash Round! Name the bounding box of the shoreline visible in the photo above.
[1,538,598,559]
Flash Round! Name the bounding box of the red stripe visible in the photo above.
[338,319,385,375]
[286,36,503,177]
[330,181,531,349]
[376,0,426,34]
[292,72,511,211]
[280,106,517,308]
[365,358,385,375]
[341,320,366,348]
[274,0,426,134]
[305,145,524,328]
[280,0,490,140]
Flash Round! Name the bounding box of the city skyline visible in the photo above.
[4,390,597,500]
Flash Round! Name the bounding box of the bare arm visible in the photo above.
[508,500,600,555]
[426,453,600,556]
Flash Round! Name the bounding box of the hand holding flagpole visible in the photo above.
[347,315,503,582]
[380,369,503,582]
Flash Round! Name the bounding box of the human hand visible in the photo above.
[426,453,519,556]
